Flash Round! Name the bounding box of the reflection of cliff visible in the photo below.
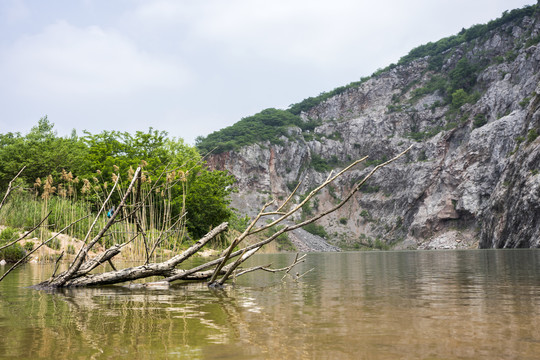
[1,252,540,359]
[207,8,540,249]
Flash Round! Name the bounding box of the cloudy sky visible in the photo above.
[0,0,536,144]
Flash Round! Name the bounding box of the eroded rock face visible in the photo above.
[208,12,540,250]
[480,86,540,248]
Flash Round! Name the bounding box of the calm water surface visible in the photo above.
[1,250,539,359]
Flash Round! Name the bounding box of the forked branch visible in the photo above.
[27,146,411,289]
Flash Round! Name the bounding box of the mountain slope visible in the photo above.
[199,4,540,250]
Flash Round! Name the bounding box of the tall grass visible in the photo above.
[0,166,188,261]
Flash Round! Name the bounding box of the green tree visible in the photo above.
[0,116,89,192]
[82,127,235,239]
[180,167,235,238]
[451,89,469,109]
[1,119,236,242]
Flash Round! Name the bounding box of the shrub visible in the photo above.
[303,223,329,239]
[0,227,18,242]
[527,129,539,143]
[0,243,26,263]
[24,241,34,252]
[473,114,488,128]
[373,238,390,251]
[360,210,372,221]
[276,233,296,252]
[451,89,469,109]
[520,97,531,108]
[264,225,296,252]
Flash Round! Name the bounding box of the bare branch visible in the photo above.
[0,214,90,283]
[26,146,411,289]
[0,166,26,211]
[40,222,228,287]
[0,211,51,252]
[206,146,412,287]
[46,167,141,287]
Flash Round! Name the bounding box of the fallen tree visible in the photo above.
[2,146,411,288]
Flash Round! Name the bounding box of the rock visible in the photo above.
[207,10,540,250]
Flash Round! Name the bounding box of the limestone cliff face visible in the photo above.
[207,10,540,250]
[479,85,540,248]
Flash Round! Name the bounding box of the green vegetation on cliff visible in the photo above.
[195,4,538,155]
[195,108,300,154]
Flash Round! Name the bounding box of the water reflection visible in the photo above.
[1,250,540,359]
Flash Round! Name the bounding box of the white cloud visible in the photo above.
[1,21,189,101]
[127,0,536,71]
[0,0,535,143]
[1,0,29,24]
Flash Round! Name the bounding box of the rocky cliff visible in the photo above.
[205,5,540,250]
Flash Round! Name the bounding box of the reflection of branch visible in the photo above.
[232,253,311,282]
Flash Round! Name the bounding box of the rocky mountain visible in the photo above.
[201,4,540,250]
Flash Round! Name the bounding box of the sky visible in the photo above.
[0,0,536,144]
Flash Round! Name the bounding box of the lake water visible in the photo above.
[1,250,539,359]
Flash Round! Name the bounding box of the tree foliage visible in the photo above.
[0,116,89,192]
[0,120,235,240]
[196,108,302,154]
[397,5,537,67]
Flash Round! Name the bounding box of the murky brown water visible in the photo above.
[1,250,539,359]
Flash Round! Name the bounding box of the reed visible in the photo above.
[0,164,189,261]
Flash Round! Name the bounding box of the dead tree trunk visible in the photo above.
[28,146,412,289]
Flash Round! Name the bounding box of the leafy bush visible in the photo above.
[410,75,447,100]
[0,227,17,242]
[373,238,390,251]
[276,233,296,252]
[473,114,488,128]
[310,154,340,173]
[527,129,538,143]
[525,34,540,48]
[24,241,34,252]
[66,244,76,255]
[196,108,302,154]
[303,223,329,239]
[264,225,296,252]
[0,243,26,263]
[520,97,531,108]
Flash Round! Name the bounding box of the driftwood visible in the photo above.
[1,146,412,288]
